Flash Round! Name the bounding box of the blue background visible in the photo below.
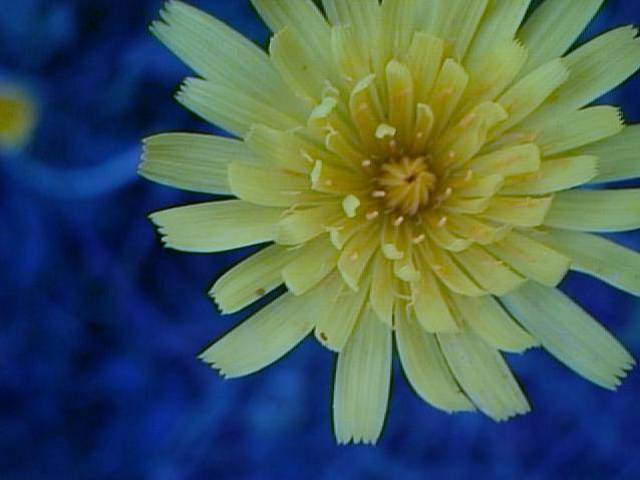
[2,0,640,478]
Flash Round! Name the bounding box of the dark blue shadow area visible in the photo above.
[1,0,640,479]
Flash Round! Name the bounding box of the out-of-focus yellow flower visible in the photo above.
[0,83,37,151]
[141,0,640,444]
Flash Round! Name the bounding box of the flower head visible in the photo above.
[141,0,640,444]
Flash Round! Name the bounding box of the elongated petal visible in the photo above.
[411,269,459,332]
[140,133,256,194]
[338,222,379,291]
[579,125,640,184]
[334,308,392,445]
[200,291,316,378]
[544,189,640,232]
[451,293,538,353]
[502,283,635,390]
[486,230,570,286]
[314,272,370,352]
[527,106,623,156]
[276,204,343,245]
[395,302,474,412]
[464,0,531,66]
[211,245,296,314]
[537,26,640,114]
[228,162,319,207]
[501,155,598,195]
[494,59,569,137]
[282,236,339,295]
[369,252,395,326]
[150,200,282,252]
[536,229,640,296]
[177,78,303,137]
[481,196,552,227]
[470,143,541,177]
[438,329,530,421]
[152,1,296,111]
[406,32,444,104]
[453,245,525,296]
[518,0,605,74]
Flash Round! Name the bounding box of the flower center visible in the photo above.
[375,156,437,216]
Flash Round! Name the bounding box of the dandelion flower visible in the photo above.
[141,0,640,444]
[0,82,37,152]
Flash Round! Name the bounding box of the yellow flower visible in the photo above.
[0,83,37,152]
[141,0,640,444]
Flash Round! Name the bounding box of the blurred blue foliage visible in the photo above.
[1,1,640,478]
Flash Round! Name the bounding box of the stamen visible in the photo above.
[393,216,405,227]
[412,233,426,244]
[437,216,448,227]
[361,159,372,168]
[366,210,380,220]
[372,190,387,198]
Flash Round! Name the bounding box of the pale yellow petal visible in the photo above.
[210,245,297,314]
[544,189,640,232]
[411,269,459,332]
[438,329,530,421]
[535,229,640,296]
[282,236,339,295]
[177,78,303,137]
[314,271,370,352]
[453,245,525,296]
[536,26,640,114]
[502,282,635,390]
[229,162,321,207]
[334,308,392,445]
[470,143,541,177]
[140,133,256,195]
[150,200,281,252]
[151,1,299,114]
[485,230,570,286]
[338,222,379,291]
[429,59,469,137]
[276,203,343,245]
[524,106,623,156]
[518,0,605,74]
[500,155,598,195]
[451,293,538,353]
[369,252,395,326]
[200,291,316,378]
[395,302,474,412]
[405,32,444,104]
[578,125,640,184]
[481,196,552,228]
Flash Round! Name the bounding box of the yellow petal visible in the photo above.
[395,302,474,412]
[425,213,473,252]
[314,272,370,352]
[518,0,605,74]
[276,203,343,245]
[334,307,392,445]
[338,222,379,291]
[151,1,300,115]
[493,58,569,137]
[210,245,296,314]
[177,78,302,137]
[369,252,395,326]
[453,245,525,296]
[535,229,640,296]
[502,283,635,390]
[386,60,415,146]
[481,196,552,227]
[200,291,316,378]
[140,133,256,194]
[500,155,598,195]
[405,32,444,104]
[485,230,570,286]
[150,200,281,252]
[411,269,459,332]
[446,214,511,246]
[429,59,469,137]
[438,329,530,421]
[537,26,640,114]
[282,235,339,295]
[229,162,321,207]
[544,189,640,232]
[579,125,640,184]
[470,143,541,177]
[523,106,623,156]
[450,293,538,353]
